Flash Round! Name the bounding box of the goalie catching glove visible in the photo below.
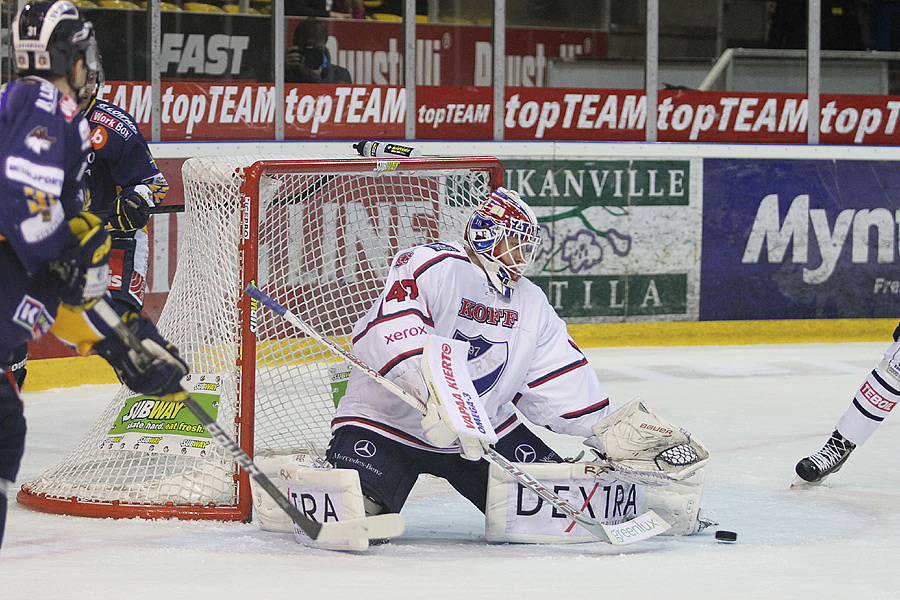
[50,211,111,308]
[93,311,188,397]
[111,184,154,231]
[584,396,710,485]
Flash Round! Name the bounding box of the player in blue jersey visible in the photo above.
[0,1,189,549]
[79,54,167,315]
[6,52,168,389]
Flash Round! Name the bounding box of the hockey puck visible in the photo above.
[715,530,737,543]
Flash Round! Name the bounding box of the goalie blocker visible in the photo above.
[419,336,498,460]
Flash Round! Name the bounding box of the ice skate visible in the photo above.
[793,430,856,485]
[696,511,718,533]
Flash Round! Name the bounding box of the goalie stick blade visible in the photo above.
[313,513,406,542]
[593,510,671,546]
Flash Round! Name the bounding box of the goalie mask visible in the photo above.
[465,188,541,298]
[13,1,99,98]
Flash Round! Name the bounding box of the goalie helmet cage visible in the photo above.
[18,154,504,521]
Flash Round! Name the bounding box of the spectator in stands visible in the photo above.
[377,0,426,17]
[286,17,352,84]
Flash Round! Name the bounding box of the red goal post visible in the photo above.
[18,154,504,521]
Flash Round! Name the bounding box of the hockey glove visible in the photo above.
[50,211,112,308]
[111,184,154,231]
[93,311,188,397]
[584,397,710,485]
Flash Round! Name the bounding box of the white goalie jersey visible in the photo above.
[332,241,612,451]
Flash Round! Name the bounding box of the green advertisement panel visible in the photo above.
[533,274,689,319]
[504,158,702,322]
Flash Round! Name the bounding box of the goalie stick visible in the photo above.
[89,298,405,544]
[244,284,670,546]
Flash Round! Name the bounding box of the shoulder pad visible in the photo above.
[391,241,465,270]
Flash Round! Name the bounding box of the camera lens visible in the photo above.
[301,46,325,70]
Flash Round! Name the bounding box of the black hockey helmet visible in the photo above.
[12,1,99,79]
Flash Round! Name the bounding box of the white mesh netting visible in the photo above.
[18,154,498,518]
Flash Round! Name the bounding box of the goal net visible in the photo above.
[18,154,503,521]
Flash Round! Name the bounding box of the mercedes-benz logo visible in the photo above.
[515,444,536,462]
[354,439,377,458]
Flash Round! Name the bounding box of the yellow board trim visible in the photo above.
[22,319,896,390]
[24,354,119,391]
[567,318,896,347]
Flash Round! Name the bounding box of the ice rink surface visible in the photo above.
[3,342,899,599]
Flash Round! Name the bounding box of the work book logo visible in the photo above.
[91,110,133,140]
[742,194,898,285]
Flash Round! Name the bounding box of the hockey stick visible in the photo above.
[244,284,670,546]
[271,175,336,206]
[89,298,404,543]
[89,204,185,219]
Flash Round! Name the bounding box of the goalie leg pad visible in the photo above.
[251,454,371,551]
[252,454,322,533]
[642,468,707,536]
[486,461,645,543]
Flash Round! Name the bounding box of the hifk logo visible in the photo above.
[452,331,507,395]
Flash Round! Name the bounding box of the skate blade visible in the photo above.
[790,474,823,488]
